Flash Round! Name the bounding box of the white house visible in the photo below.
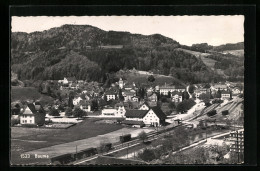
[221,91,231,100]
[63,77,76,85]
[73,97,83,106]
[132,96,139,102]
[105,91,116,101]
[139,102,150,110]
[171,91,183,102]
[123,106,166,127]
[20,103,45,126]
[123,91,136,102]
[101,105,126,117]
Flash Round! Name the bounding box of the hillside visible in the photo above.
[11,24,241,84]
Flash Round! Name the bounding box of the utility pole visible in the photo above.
[75,145,78,161]
[127,143,129,159]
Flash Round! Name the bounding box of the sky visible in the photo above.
[11,16,244,46]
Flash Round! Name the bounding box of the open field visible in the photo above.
[117,71,186,87]
[222,50,244,58]
[11,118,124,164]
[177,48,217,70]
[11,86,54,105]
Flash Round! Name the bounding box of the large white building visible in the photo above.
[101,104,126,117]
[123,106,166,127]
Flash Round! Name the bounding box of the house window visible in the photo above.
[30,120,32,123]
[25,120,27,123]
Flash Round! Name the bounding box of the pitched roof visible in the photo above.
[23,103,36,114]
[125,110,148,118]
[150,106,167,120]
[123,91,135,96]
[171,91,182,96]
[221,90,230,94]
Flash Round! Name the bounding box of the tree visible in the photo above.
[167,91,171,98]
[199,93,211,103]
[148,75,155,83]
[176,102,186,114]
[182,91,189,100]
[49,108,60,116]
[73,107,84,118]
[138,148,156,162]
[138,131,148,143]
[118,89,124,101]
[188,84,196,94]
[91,99,99,111]
[65,107,73,116]
[168,102,176,109]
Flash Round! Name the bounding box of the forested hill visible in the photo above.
[11,24,229,84]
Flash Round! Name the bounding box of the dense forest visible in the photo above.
[11,24,243,84]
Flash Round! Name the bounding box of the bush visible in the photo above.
[138,148,156,162]
[138,131,148,143]
[11,118,20,126]
[49,108,60,116]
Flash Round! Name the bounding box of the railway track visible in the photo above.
[71,124,185,165]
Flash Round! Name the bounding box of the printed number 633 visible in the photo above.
[21,154,30,158]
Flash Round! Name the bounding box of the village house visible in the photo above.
[70,83,79,89]
[232,87,243,95]
[221,91,231,100]
[123,91,136,102]
[73,96,83,106]
[159,84,186,95]
[122,106,166,127]
[131,96,139,102]
[171,91,183,102]
[63,77,76,85]
[101,103,126,117]
[105,91,116,101]
[211,84,228,92]
[79,100,91,112]
[139,101,150,110]
[20,102,46,126]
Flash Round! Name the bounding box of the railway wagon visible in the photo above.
[207,109,217,117]
[222,110,229,115]
[119,134,131,143]
[50,147,98,164]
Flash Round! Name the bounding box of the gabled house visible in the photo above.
[63,77,76,85]
[139,101,150,110]
[20,103,46,126]
[124,106,166,127]
[171,91,183,102]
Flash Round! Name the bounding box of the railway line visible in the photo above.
[71,124,185,165]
